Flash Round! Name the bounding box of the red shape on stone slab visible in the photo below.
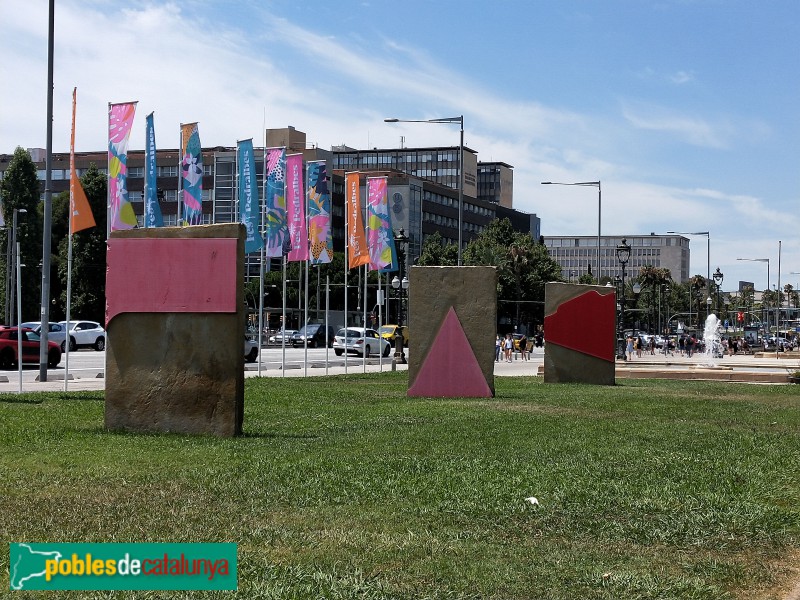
[544,290,615,362]
[106,238,238,325]
[409,306,492,398]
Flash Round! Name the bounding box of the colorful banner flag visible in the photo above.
[108,101,137,231]
[144,113,163,228]
[180,122,203,226]
[286,154,307,262]
[307,161,332,264]
[366,177,397,272]
[237,139,264,254]
[345,172,369,269]
[70,88,95,234]
[264,147,288,257]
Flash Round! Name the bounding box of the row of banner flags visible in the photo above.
[103,100,399,272]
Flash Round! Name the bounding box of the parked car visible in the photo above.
[333,327,392,357]
[378,324,409,346]
[291,324,335,348]
[0,326,61,369]
[20,321,70,352]
[244,336,259,363]
[59,320,106,351]
[268,329,296,345]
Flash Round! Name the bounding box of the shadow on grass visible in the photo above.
[0,395,44,404]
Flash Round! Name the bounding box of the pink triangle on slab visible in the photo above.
[408,307,493,398]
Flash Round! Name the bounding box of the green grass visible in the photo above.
[1,375,799,599]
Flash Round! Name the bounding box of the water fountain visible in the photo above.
[703,314,723,367]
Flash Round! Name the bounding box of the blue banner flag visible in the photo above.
[237,139,264,254]
[144,113,164,228]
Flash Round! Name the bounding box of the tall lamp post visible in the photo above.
[737,257,770,332]
[385,116,464,265]
[615,238,631,359]
[391,228,409,364]
[542,181,601,282]
[712,267,723,314]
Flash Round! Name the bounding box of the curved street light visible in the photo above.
[385,116,464,265]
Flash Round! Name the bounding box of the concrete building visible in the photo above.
[543,234,690,283]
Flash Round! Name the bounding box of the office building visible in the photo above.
[543,234,690,283]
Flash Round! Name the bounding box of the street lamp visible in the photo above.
[712,267,723,314]
[385,116,464,265]
[542,181,601,282]
[391,228,410,364]
[737,257,770,332]
[615,238,631,359]
[667,231,710,284]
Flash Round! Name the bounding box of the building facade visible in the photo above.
[543,234,690,283]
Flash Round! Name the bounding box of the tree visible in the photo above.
[56,165,107,323]
[462,218,563,331]
[416,232,458,266]
[0,147,44,322]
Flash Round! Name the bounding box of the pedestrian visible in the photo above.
[679,335,686,356]
[495,335,502,362]
[518,334,528,361]
[648,336,656,355]
[504,333,514,362]
[626,335,635,361]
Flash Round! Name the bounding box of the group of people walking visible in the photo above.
[495,333,535,362]
[624,333,756,361]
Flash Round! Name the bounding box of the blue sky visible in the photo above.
[2,0,798,291]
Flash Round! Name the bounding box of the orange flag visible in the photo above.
[70,88,96,234]
[345,172,369,269]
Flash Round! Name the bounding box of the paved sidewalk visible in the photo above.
[0,347,796,394]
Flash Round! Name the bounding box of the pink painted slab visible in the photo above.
[409,307,492,398]
[106,238,238,325]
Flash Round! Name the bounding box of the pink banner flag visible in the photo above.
[286,154,308,261]
[108,101,138,231]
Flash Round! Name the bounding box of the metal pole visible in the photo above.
[17,238,23,394]
[597,183,602,283]
[457,116,463,266]
[39,0,55,381]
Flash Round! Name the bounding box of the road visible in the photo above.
[4,345,406,386]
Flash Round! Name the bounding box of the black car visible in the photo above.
[291,324,335,348]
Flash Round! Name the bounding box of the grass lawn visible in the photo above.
[1,374,798,599]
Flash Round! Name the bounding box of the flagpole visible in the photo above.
[65,231,73,391]
[344,174,349,376]
[281,256,287,376]
[258,124,267,375]
[362,265,367,372]
[177,124,183,226]
[325,275,330,375]
[107,103,112,239]
[303,163,310,378]
[378,275,383,372]
[303,260,309,377]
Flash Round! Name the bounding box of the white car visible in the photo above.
[268,329,296,345]
[332,327,392,358]
[20,321,69,352]
[59,320,106,351]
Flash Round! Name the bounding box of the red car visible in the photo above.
[0,327,62,369]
